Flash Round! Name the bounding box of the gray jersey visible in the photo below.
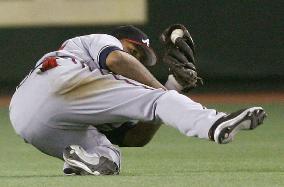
[33,34,137,131]
[36,34,123,70]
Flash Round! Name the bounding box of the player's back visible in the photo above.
[36,34,123,72]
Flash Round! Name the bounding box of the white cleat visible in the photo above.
[63,145,119,175]
[209,107,267,144]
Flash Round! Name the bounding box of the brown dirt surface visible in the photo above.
[189,92,284,104]
[1,92,284,107]
[0,96,11,107]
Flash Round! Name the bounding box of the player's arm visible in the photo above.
[106,50,166,90]
[105,50,165,147]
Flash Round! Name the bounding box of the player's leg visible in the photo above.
[44,63,266,144]
[10,117,121,175]
[103,91,266,146]
[154,92,266,143]
[55,127,120,175]
[9,63,121,175]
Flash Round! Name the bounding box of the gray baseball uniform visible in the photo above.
[9,34,225,169]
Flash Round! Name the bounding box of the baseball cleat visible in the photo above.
[208,107,267,144]
[63,145,119,175]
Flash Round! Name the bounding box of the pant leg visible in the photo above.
[155,91,225,138]
[25,124,121,167]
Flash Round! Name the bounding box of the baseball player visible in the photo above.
[9,24,266,176]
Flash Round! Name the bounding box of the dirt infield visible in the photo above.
[0,96,11,107]
[1,92,283,107]
[189,92,284,104]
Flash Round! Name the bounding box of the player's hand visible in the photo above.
[160,24,203,92]
[163,46,202,92]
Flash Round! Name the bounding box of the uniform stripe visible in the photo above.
[112,74,155,90]
[98,46,122,70]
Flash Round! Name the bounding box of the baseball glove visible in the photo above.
[160,24,203,92]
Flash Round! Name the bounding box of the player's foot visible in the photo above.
[208,107,267,144]
[63,145,119,175]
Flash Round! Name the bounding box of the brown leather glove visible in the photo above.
[161,24,203,92]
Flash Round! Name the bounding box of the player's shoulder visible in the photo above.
[78,34,120,43]
[70,34,122,48]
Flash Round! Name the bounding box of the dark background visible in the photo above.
[0,0,283,94]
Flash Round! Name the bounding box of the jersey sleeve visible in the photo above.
[59,34,123,71]
[87,34,123,70]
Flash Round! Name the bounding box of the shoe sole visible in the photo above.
[214,107,266,144]
[63,163,86,176]
[63,168,83,176]
[63,145,118,175]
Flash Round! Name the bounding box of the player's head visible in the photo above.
[110,25,157,66]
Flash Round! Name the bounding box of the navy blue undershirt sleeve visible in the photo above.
[98,46,122,71]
